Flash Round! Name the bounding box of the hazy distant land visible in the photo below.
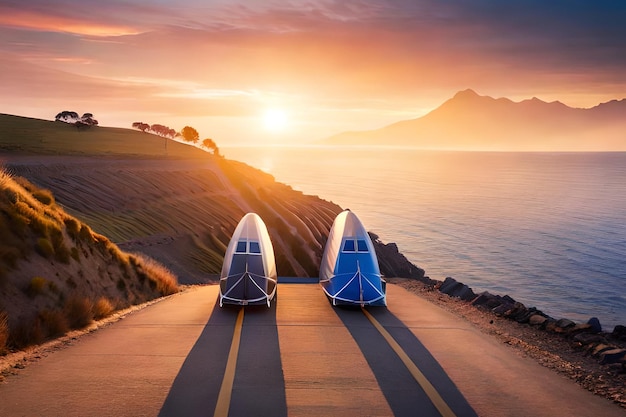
[323,89,626,151]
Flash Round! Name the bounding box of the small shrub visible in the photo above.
[4,187,18,204]
[93,233,108,250]
[5,209,30,238]
[13,200,37,220]
[78,224,94,242]
[30,213,60,239]
[0,244,21,269]
[10,316,44,349]
[35,237,54,259]
[92,297,114,320]
[32,189,54,206]
[64,218,81,238]
[54,243,71,264]
[0,311,8,354]
[49,229,70,264]
[132,253,179,296]
[27,276,47,297]
[64,296,93,329]
[39,309,68,338]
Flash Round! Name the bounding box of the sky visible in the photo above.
[1,0,626,145]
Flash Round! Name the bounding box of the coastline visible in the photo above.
[223,146,626,331]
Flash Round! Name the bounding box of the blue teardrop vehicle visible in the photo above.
[319,210,386,306]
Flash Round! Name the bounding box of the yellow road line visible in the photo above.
[213,308,245,417]
[362,308,457,417]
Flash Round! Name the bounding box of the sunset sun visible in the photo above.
[263,108,288,132]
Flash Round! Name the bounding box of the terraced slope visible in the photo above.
[6,156,342,282]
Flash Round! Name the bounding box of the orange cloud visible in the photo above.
[1,1,626,145]
[0,8,141,36]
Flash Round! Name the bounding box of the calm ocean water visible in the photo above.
[223,147,626,330]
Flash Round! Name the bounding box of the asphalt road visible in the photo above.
[0,284,623,417]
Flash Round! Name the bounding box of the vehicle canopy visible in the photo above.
[319,210,386,306]
[219,213,277,307]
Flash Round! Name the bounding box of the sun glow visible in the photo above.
[263,108,288,132]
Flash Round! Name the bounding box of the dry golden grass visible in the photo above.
[0,166,182,352]
[131,253,179,296]
[10,318,44,349]
[64,296,94,329]
[0,162,185,353]
[39,309,69,338]
[0,311,8,354]
[92,297,115,320]
[64,217,81,239]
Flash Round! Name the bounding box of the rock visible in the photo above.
[556,318,576,329]
[504,302,529,321]
[592,344,613,356]
[438,277,477,301]
[439,277,459,293]
[611,325,626,341]
[492,304,510,316]
[371,234,426,279]
[514,308,536,324]
[472,292,499,308]
[599,349,626,365]
[529,314,548,326]
[455,285,477,301]
[572,333,607,346]
[544,319,559,332]
[587,317,602,333]
[419,276,439,287]
[568,323,593,335]
[502,294,516,305]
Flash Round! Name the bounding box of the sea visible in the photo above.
[222,146,626,331]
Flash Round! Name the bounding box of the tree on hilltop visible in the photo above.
[79,113,98,127]
[202,138,220,156]
[132,122,150,132]
[55,111,98,129]
[149,124,177,138]
[181,126,199,143]
[55,111,79,123]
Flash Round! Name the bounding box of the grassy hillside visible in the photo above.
[0,113,207,158]
[0,170,178,353]
[0,113,344,283]
[0,113,422,286]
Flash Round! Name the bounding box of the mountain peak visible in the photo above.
[323,89,626,150]
[453,89,480,100]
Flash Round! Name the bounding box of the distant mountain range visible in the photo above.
[323,89,626,151]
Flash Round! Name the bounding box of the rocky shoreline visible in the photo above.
[389,277,625,409]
